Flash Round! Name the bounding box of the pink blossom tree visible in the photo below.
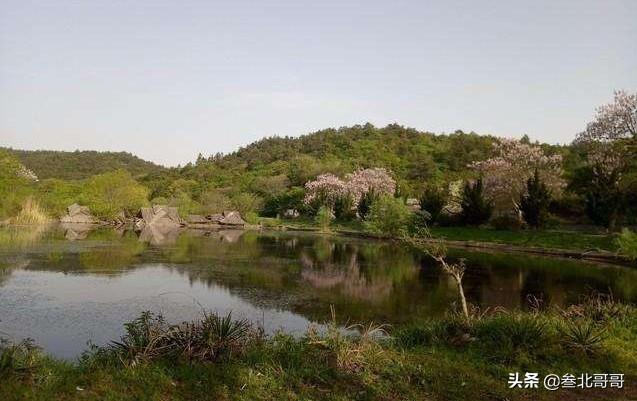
[470,139,564,213]
[303,168,396,216]
[572,90,636,229]
[303,173,347,209]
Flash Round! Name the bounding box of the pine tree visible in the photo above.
[520,169,551,228]
[460,178,493,226]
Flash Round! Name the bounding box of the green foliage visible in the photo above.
[261,187,306,218]
[314,206,333,231]
[419,186,447,224]
[80,170,149,219]
[520,169,551,228]
[460,178,493,226]
[365,195,411,236]
[0,150,34,219]
[3,148,164,180]
[559,319,605,355]
[333,194,356,221]
[569,165,625,229]
[37,179,82,217]
[617,228,637,260]
[356,191,375,219]
[0,339,40,378]
[230,192,263,217]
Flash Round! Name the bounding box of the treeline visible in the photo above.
[1,91,636,236]
[2,148,164,180]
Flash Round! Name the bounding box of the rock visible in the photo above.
[219,211,246,226]
[207,213,224,223]
[406,198,420,211]
[137,205,183,229]
[60,203,97,224]
[283,209,300,218]
[187,214,209,224]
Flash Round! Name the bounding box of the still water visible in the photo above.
[1,225,636,359]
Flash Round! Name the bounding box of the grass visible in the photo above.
[427,227,618,252]
[1,295,636,401]
[260,217,620,254]
[11,197,50,225]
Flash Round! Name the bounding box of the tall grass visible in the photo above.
[617,228,637,261]
[11,197,49,225]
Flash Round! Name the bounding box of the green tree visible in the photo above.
[460,178,493,226]
[80,170,149,219]
[419,186,447,224]
[365,195,411,236]
[520,169,552,228]
[315,205,333,232]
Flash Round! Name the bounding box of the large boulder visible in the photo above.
[136,205,183,229]
[219,211,246,226]
[60,203,97,224]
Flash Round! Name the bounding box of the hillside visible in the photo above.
[3,148,165,180]
[171,124,567,198]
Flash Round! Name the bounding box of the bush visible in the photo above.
[80,170,149,219]
[460,178,493,226]
[333,194,356,221]
[364,195,411,236]
[315,206,333,232]
[520,169,551,228]
[230,192,263,216]
[419,186,447,224]
[408,210,431,236]
[357,191,375,219]
[12,197,49,225]
[617,228,637,261]
[261,187,306,218]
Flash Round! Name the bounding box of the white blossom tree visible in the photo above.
[470,139,564,213]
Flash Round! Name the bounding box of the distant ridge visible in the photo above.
[2,148,165,180]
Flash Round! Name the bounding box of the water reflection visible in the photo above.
[0,225,636,359]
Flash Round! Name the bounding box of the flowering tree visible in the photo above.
[303,173,347,209]
[470,139,564,213]
[576,90,636,142]
[572,90,636,229]
[345,168,396,204]
[303,168,396,216]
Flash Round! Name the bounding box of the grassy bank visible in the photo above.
[261,217,620,253]
[2,296,636,401]
[429,227,618,252]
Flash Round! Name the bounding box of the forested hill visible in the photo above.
[2,148,165,180]
[176,123,564,197]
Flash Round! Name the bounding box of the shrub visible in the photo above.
[559,320,605,355]
[261,187,305,217]
[474,313,549,362]
[315,206,333,232]
[333,194,356,220]
[80,170,149,219]
[364,195,411,236]
[460,178,493,226]
[419,186,447,224]
[230,192,263,216]
[12,197,49,225]
[617,228,637,260]
[408,210,431,236]
[199,189,232,214]
[0,339,40,378]
[520,169,551,228]
[357,191,375,219]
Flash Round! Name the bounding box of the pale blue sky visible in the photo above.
[1,0,635,166]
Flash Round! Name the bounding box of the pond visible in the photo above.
[1,225,636,359]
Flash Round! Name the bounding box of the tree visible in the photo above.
[460,178,493,226]
[520,169,551,228]
[419,186,447,224]
[364,195,411,236]
[80,170,149,219]
[572,90,637,229]
[470,138,564,213]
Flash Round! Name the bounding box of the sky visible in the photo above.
[1,0,636,166]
